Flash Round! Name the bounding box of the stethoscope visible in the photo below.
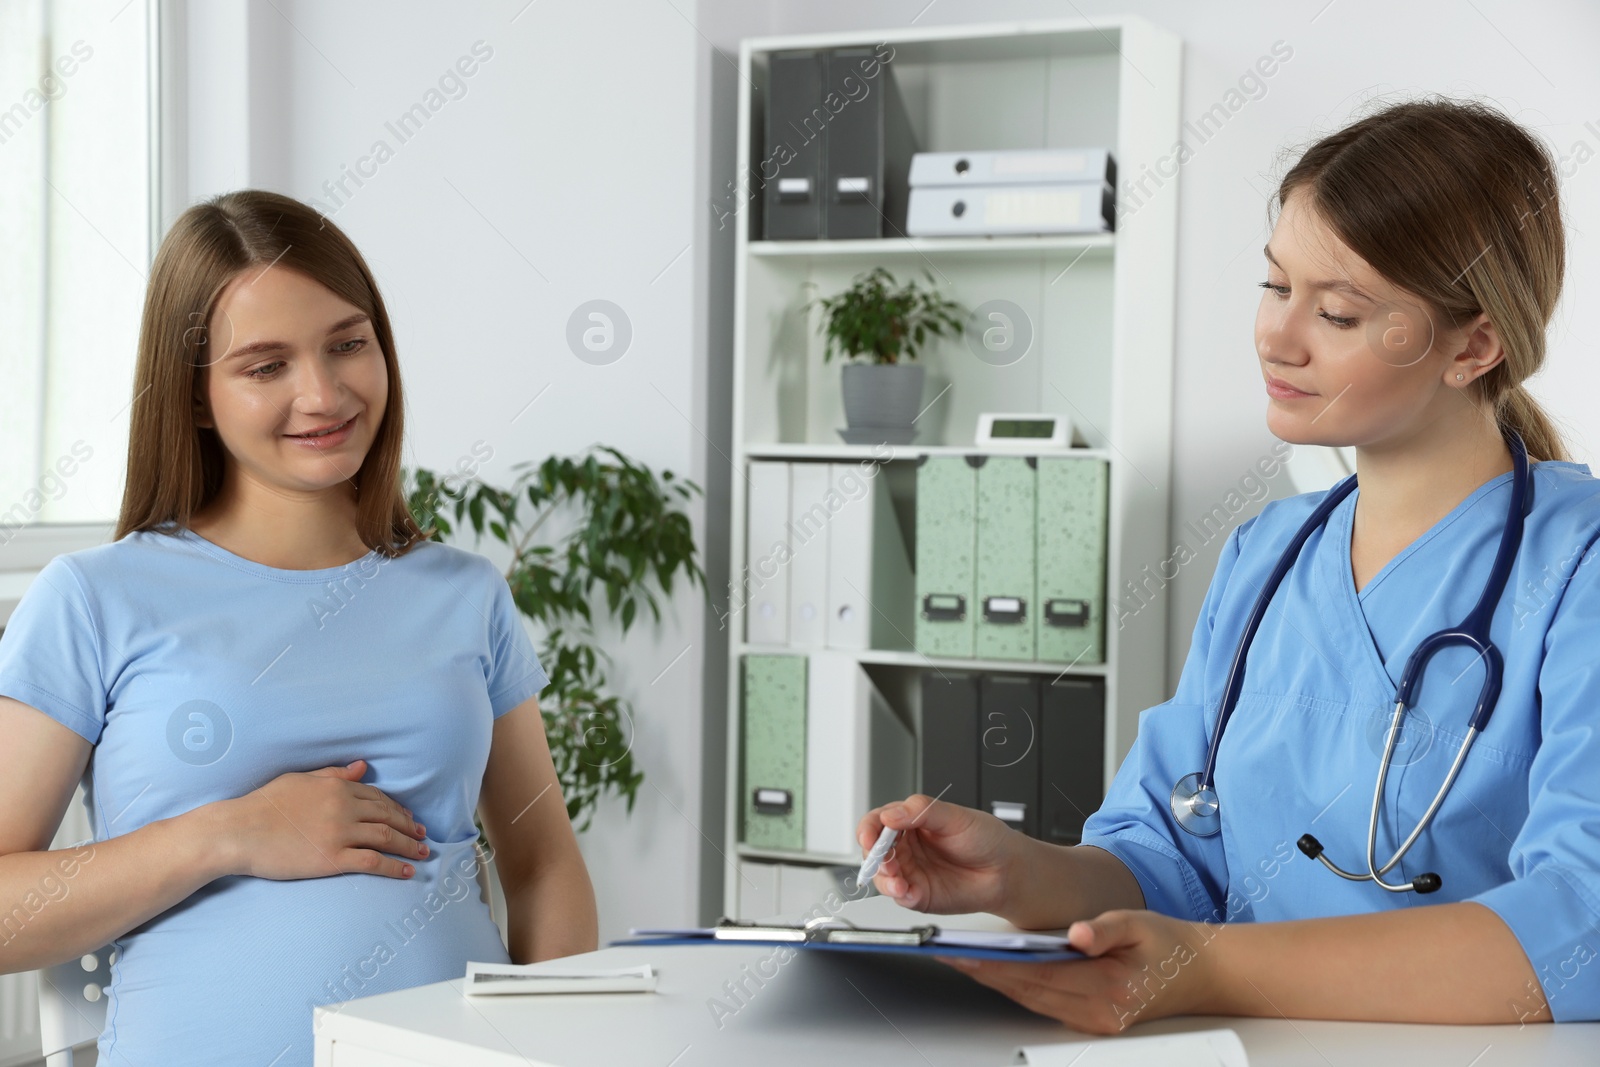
[1169,429,1531,895]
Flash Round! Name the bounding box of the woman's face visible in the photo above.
[1254,190,1475,449]
[194,264,388,497]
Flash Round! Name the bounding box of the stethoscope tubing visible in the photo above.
[1197,477,1357,789]
[1173,429,1531,894]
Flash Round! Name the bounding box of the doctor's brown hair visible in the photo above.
[114,190,427,555]
[1275,96,1568,461]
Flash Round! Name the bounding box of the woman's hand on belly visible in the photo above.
[214,758,431,881]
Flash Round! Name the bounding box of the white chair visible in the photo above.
[475,837,511,951]
[34,784,105,1067]
[37,943,111,1067]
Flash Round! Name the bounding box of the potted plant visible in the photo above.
[809,267,966,444]
[405,446,705,836]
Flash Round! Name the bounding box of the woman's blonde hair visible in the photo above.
[115,190,426,555]
[1276,96,1568,461]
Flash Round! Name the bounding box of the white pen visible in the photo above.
[855,825,900,888]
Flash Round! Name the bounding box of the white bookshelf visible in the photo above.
[744,443,1115,462]
[749,234,1115,258]
[723,16,1181,916]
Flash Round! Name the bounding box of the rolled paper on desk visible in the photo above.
[1013,1027,1247,1066]
[462,961,657,996]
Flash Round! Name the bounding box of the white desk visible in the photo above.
[313,896,1600,1065]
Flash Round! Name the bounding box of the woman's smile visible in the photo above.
[285,413,359,448]
[1265,375,1316,400]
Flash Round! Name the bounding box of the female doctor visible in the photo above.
[859,97,1600,1031]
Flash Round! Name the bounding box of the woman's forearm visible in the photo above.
[502,853,598,964]
[0,803,233,975]
[1201,901,1548,1024]
[997,839,1146,931]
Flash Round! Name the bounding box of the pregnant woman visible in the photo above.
[0,190,597,1063]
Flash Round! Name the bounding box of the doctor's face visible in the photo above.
[1254,191,1461,448]
[193,265,388,497]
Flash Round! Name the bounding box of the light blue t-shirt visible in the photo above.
[0,525,549,1064]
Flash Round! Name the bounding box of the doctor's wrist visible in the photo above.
[990,832,1074,928]
[1186,921,1261,1017]
[993,840,1147,931]
[985,827,1032,919]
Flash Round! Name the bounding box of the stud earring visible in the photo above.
[1456,373,1465,381]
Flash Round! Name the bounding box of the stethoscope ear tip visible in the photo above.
[1296,834,1323,859]
[1414,872,1443,894]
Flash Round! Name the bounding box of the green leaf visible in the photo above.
[810,266,966,366]
[409,445,704,834]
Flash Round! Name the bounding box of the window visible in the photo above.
[0,0,157,541]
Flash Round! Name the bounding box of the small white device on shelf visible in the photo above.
[974,412,1073,450]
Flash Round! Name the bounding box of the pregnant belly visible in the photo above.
[100,837,509,1064]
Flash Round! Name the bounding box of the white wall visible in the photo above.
[199,0,709,942]
[181,0,1600,937]
[693,0,1600,691]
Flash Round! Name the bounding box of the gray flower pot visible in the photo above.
[840,363,925,441]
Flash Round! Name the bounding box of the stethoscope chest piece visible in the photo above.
[1170,772,1222,836]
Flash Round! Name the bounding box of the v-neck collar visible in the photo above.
[1346,469,1517,603]
[1327,468,1518,688]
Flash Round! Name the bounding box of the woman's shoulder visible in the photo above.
[1526,460,1600,558]
[1231,483,1334,555]
[7,530,195,620]
[1530,459,1600,510]
[1243,459,1600,527]
[46,527,189,579]
[46,529,502,582]
[390,537,506,585]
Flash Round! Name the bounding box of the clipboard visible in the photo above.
[612,915,1085,963]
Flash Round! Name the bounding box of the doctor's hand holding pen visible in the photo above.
[854,794,1013,914]
[856,793,1144,926]
[211,758,431,881]
[856,794,1217,1034]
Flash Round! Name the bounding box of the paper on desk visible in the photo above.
[463,961,657,996]
[1013,1027,1247,1066]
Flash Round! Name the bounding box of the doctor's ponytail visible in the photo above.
[1496,385,1567,467]
[1274,96,1569,462]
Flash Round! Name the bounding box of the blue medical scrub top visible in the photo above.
[0,526,549,1064]
[1081,460,1600,1022]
